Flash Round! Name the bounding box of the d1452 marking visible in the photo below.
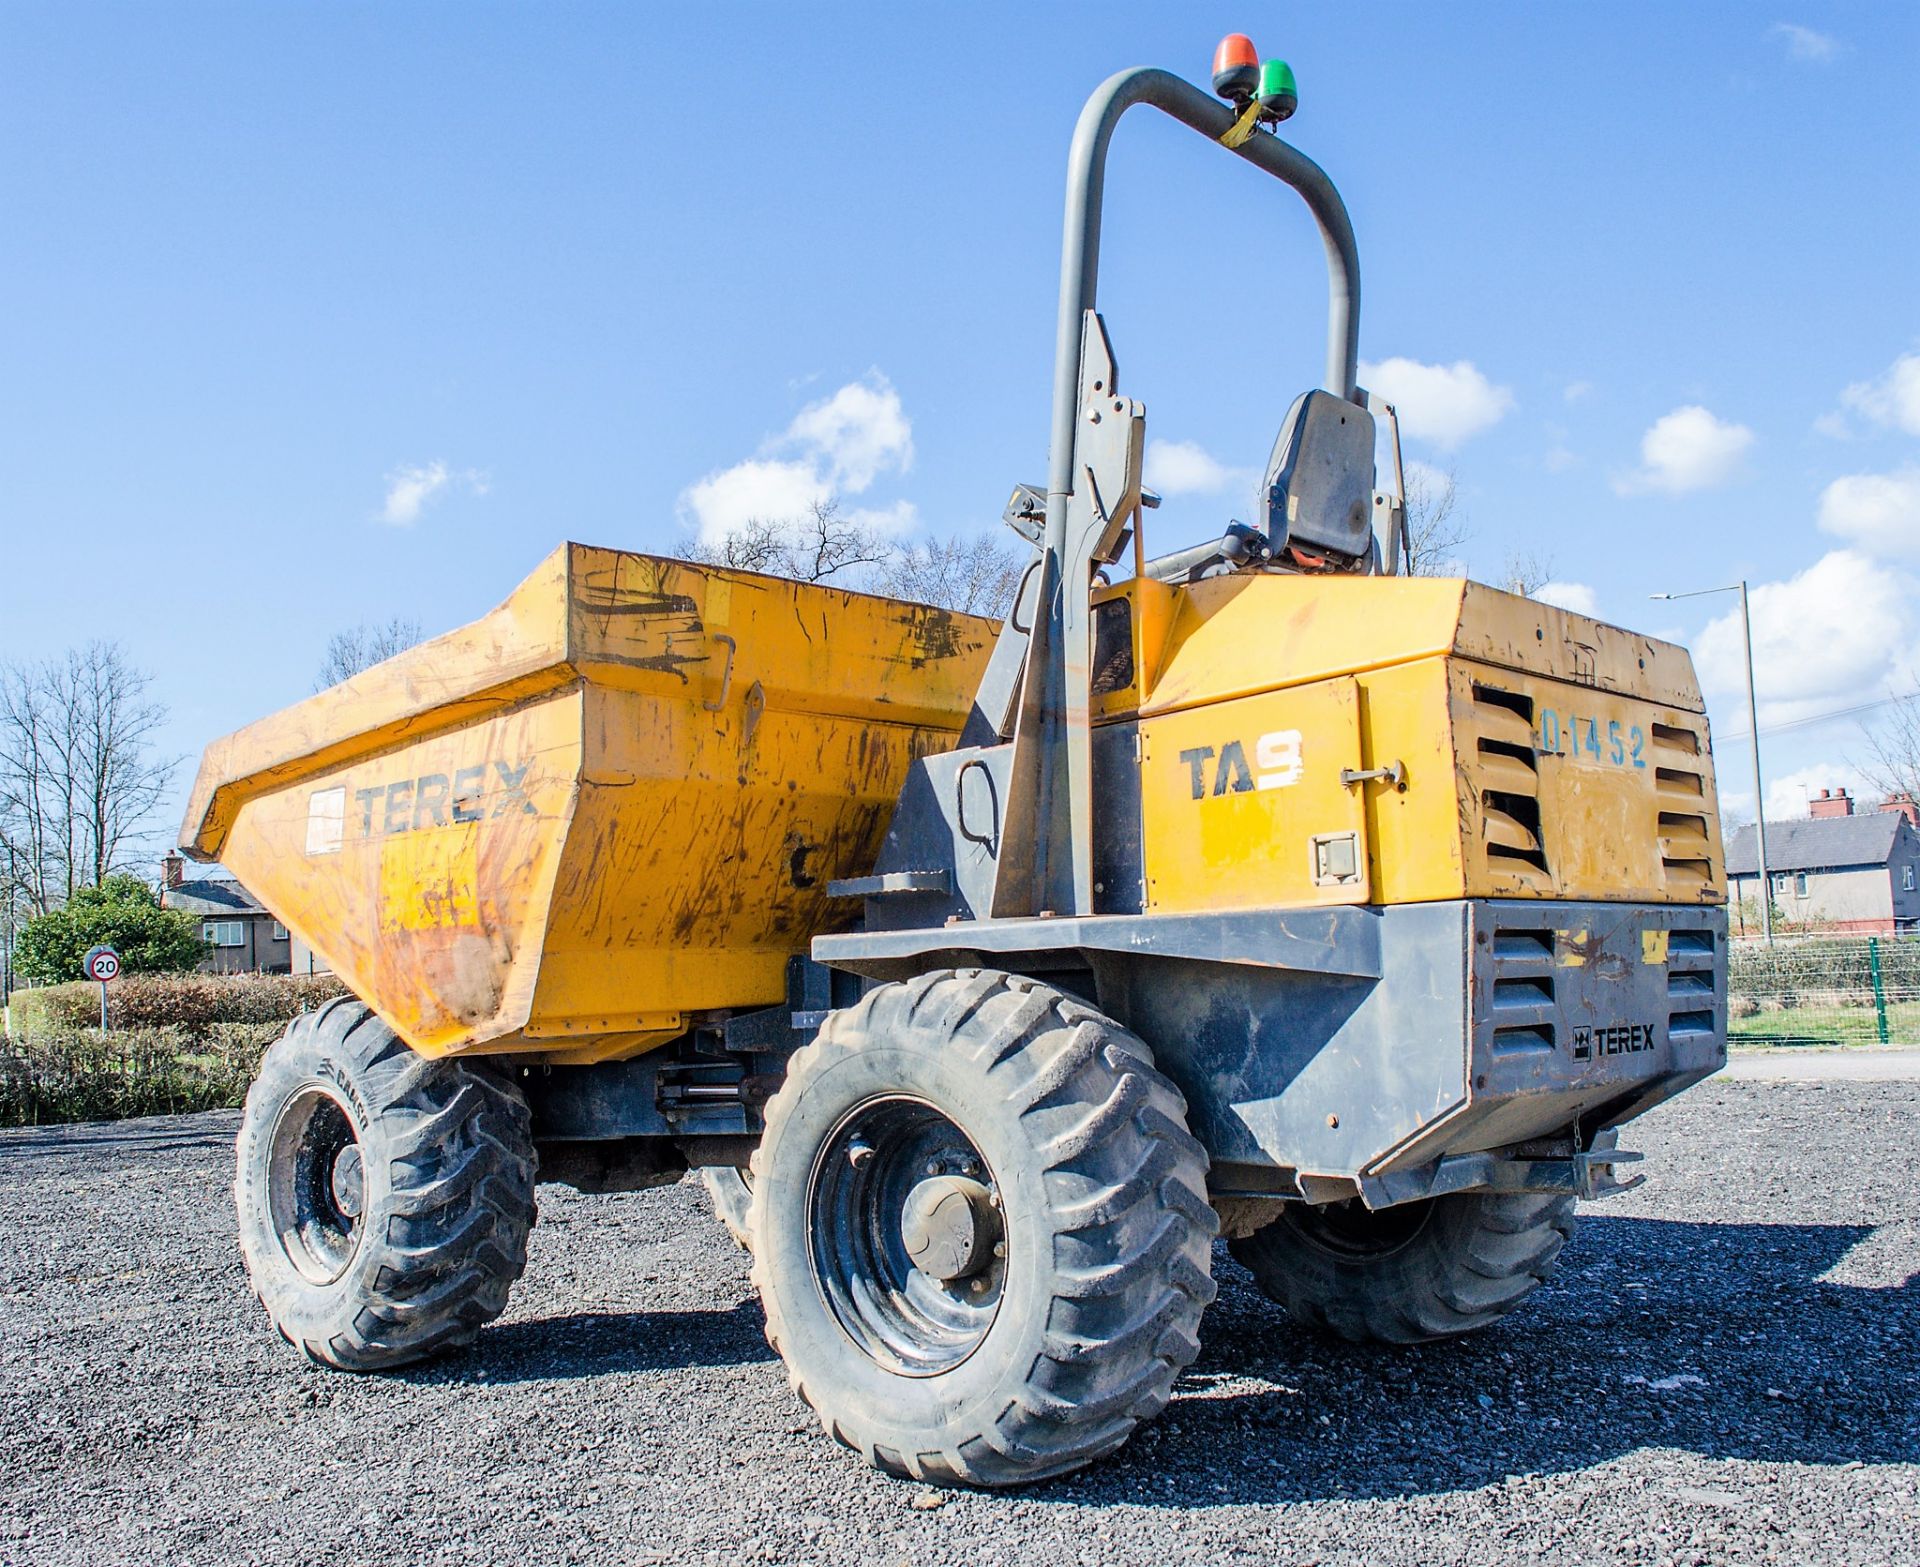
[1537,708,1646,770]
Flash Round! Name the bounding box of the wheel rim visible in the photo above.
[806,1095,1005,1377]
[1284,1196,1435,1261]
[266,1084,366,1285]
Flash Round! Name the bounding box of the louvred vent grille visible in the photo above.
[1650,721,1714,892]
[1472,682,1548,878]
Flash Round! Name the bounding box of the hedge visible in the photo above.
[1730,935,1920,1002]
[6,971,347,1042]
[0,1024,279,1126]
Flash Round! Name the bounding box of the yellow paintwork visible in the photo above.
[182,545,996,1063]
[1139,678,1371,911]
[1101,571,1725,914]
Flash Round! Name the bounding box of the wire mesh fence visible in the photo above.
[1730,933,1920,1049]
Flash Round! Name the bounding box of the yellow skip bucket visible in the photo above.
[181,545,996,1063]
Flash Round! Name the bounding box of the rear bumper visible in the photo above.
[1105,898,1726,1195]
[1455,900,1727,1153]
[1321,899,1726,1185]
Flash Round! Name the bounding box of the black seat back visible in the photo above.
[1261,390,1376,563]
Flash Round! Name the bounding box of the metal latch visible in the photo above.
[1340,760,1406,791]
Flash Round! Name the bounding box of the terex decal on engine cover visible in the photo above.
[350,759,537,838]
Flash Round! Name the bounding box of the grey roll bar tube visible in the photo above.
[1045,66,1362,515]
[1005,66,1364,919]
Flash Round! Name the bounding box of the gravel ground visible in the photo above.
[1,1079,1915,1567]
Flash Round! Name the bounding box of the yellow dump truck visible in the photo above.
[189,44,1727,1488]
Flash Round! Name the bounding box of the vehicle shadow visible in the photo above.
[1052,1215,1919,1507]
[415,1300,775,1385]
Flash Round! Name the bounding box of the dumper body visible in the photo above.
[182,544,996,1063]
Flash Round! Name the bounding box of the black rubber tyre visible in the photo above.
[1228,1189,1575,1344]
[749,969,1216,1487]
[703,1167,754,1250]
[234,998,537,1371]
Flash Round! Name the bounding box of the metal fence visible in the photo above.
[1729,933,1920,1049]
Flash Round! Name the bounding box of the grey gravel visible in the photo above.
[2,1079,1916,1566]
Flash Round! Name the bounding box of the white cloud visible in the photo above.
[1763,763,1874,823]
[1536,581,1599,617]
[680,373,914,545]
[1817,466,1920,560]
[1563,381,1593,404]
[842,499,920,538]
[783,375,913,490]
[379,460,487,526]
[680,458,830,544]
[1694,550,1910,725]
[1358,357,1514,449]
[1615,405,1754,494]
[1769,22,1842,61]
[1145,438,1252,497]
[1837,351,1920,437]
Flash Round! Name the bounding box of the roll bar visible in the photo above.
[994,66,1365,921]
[1044,67,1362,513]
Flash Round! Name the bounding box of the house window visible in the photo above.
[1905,865,1916,892]
[1773,874,1789,894]
[203,921,246,947]
[1794,873,1809,897]
[272,921,289,941]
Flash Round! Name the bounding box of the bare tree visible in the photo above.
[1402,466,1469,577]
[1499,549,1556,598]
[678,499,891,586]
[0,643,174,914]
[874,532,1026,617]
[685,499,1029,617]
[317,617,424,690]
[1859,688,1920,805]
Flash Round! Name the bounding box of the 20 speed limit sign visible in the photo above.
[83,945,122,983]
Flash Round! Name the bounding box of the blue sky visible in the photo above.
[2,2,1917,852]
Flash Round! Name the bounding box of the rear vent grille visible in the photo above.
[1471,682,1549,877]
[1666,926,1718,1038]
[1489,923,1555,1055]
[1649,721,1714,890]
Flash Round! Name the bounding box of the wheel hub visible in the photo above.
[807,1096,1006,1376]
[330,1145,365,1219]
[265,1085,365,1285]
[901,1175,998,1282]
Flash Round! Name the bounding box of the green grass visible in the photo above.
[1728,998,1920,1049]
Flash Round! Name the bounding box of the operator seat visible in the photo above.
[1261,389,1377,568]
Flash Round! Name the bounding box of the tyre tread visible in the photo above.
[750,968,1215,1486]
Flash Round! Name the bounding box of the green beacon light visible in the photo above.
[1256,59,1298,122]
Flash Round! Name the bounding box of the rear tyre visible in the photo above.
[234,998,537,1371]
[1228,1189,1575,1345]
[703,1167,754,1250]
[749,969,1216,1487]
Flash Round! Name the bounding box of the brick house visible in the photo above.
[1726,788,1920,935]
[159,852,292,975]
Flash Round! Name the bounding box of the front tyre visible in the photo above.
[749,970,1216,1487]
[234,998,537,1371]
[1228,1189,1575,1344]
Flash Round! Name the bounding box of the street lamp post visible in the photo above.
[1652,581,1772,943]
